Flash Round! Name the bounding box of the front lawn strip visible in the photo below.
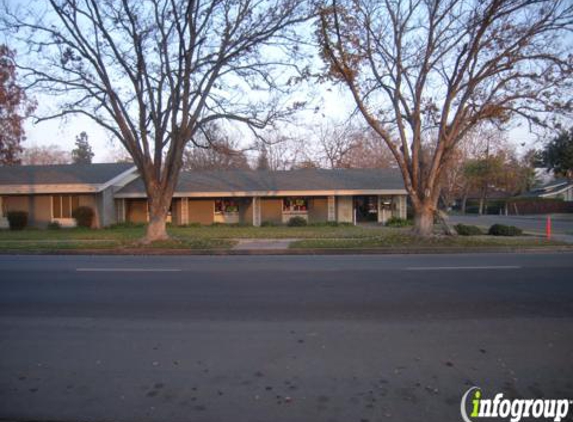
[0,225,567,253]
[290,234,567,249]
[0,236,236,251]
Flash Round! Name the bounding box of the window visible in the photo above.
[283,197,308,212]
[215,198,239,213]
[52,195,80,219]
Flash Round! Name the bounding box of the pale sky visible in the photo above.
[21,85,541,164]
[11,0,546,164]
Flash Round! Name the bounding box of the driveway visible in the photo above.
[1,254,573,422]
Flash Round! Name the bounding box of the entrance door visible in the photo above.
[354,196,378,222]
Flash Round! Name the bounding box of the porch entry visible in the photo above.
[354,196,378,222]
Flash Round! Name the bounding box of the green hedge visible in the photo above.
[287,216,307,227]
[488,224,523,236]
[47,221,61,230]
[454,223,483,236]
[7,211,28,230]
[385,217,412,227]
[72,206,95,228]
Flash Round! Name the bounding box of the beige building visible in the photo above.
[0,165,407,228]
[115,168,407,226]
[0,163,138,228]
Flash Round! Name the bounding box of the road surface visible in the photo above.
[1,254,572,422]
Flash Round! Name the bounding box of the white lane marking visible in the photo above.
[76,268,181,272]
[405,266,521,271]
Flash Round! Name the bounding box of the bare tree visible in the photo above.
[104,143,134,164]
[183,124,249,171]
[253,133,312,170]
[318,0,573,235]
[316,121,355,168]
[0,45,36,165]
[314,120,395,168]
[440,124,507,211]
[3,0,308,241]
[342,126,395,169]
[20,144,72,165]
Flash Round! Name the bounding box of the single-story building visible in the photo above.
[0,163,138,228]
[0,163,407,228]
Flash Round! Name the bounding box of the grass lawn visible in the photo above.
[0,224,378,251]
[0,224,568,251]
[0,226,240,250]
[0,224,383,241]
[290,232,568,249]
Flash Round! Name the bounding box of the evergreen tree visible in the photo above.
[71,131,94,164]
[256,145,270,170]
[541,128,573,179]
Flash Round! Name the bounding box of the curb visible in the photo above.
[0,246,572,256]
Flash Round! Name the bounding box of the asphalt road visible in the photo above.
[1,254,573,422]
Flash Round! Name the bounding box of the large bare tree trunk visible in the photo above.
[317,0,573,239]
[412,203,435,237]
[142,179,175,243]
[5,1,309,244]
[145,212,169,243]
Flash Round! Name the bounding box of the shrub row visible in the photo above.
[385,217,412,227]
[6,211,28,230]
[287,216,307,227]
[454,223,483,236]
[454,223,523,237]
[488,224,523,236]
[5,206,94,230]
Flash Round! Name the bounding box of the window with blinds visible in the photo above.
[52,195,80,218]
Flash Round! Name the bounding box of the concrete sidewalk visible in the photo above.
[232,238,298,250]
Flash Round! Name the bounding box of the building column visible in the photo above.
[400,196,407,219]
[117,199,126,223]
[252,197,261,227]
[378,196,394,224]
[327,196,336,222]
[180,198,189,225]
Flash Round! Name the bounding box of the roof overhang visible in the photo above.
[0,166,137,195]
[114,189,408,199]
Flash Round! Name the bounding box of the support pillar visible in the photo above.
[327,196,336,222]
[117,199,126,223]
[180,198,189,225]
[399,196,407,219]
[252,197,261,227]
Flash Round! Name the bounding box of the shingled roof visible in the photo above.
[116,168,406,197]
[0,163,135,186]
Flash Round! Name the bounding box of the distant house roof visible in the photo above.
[116,168,406,198]
[534,178,571,192]
[520,178,573,199]
[0,163,137,194]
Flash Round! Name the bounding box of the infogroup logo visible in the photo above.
[460,387,572,422]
